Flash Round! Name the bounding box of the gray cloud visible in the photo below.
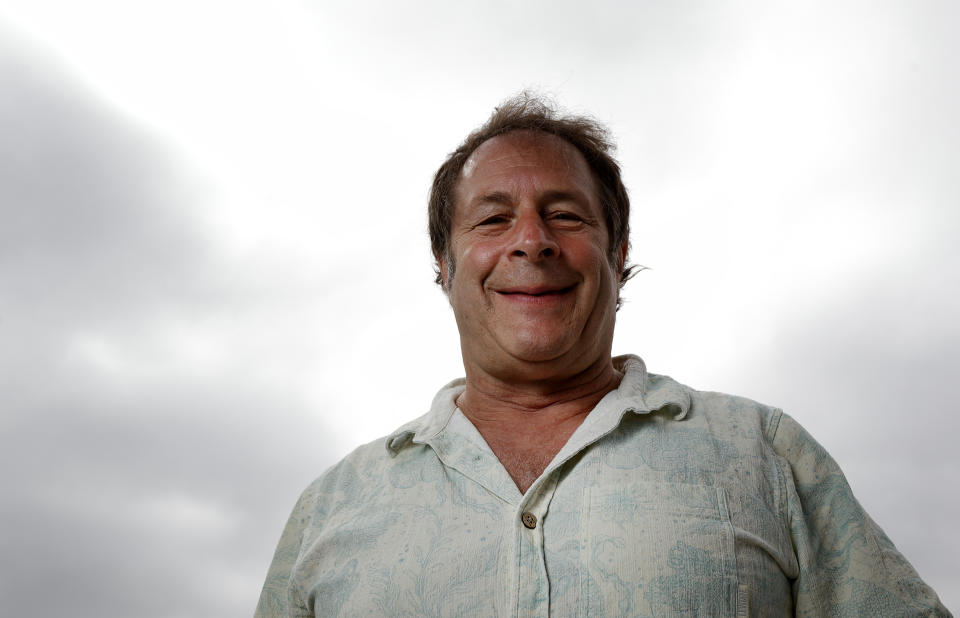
[0,30,333,618]
[738,238,960,601]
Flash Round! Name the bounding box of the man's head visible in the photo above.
[428,93,636,303]
[429,94,636,382]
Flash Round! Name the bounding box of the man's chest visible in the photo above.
[292,438,793,617]
[485,436,570,494]
[470,413,585,495]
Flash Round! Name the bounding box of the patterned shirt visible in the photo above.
[256,355,949,616]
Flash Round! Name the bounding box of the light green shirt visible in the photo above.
[256,355,949,616]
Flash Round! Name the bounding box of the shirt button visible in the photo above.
[521,512,537,529]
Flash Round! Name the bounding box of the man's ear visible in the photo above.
[616,241,629,276]
[436,253,450,291]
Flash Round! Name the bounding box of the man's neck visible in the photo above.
[458,355,622,422]
[456,356,623,494]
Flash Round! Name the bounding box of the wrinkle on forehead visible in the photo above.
[460,131,581,181]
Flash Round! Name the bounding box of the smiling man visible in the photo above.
[256,95,949,616]
[439,128,628,495]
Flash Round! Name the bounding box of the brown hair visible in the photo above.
[428,92,637,305]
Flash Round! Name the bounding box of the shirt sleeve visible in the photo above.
[771,412,950,616]
[254,482,319,618]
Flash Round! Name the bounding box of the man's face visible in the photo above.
[440,130,626,381]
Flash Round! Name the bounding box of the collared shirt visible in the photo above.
[255,355,949,617]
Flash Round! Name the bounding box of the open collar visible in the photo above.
[385,355,690,456]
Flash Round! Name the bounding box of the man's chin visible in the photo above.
[501,337,579,367]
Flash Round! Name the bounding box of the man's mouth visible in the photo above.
[496,285,576,298]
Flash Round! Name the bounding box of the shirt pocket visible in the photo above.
[582,481,739,617]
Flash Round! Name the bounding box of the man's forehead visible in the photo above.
[460,130,587,182]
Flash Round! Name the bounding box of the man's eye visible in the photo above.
[479,215,508,225]
[551,212,582,222]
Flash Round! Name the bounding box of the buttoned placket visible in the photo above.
[512,471,560,617]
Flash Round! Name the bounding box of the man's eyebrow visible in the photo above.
[472,191,514,207]
[538,189,591,207]
[473,190,589,207]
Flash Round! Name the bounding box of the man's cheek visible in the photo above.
[460,242,501,279]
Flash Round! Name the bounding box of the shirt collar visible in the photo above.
[385,354,690,456]
[385,377,465,454]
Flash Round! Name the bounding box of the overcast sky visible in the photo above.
[1,1,957,615]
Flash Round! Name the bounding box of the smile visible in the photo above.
[495,285,576,301]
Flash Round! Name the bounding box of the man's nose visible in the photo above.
[508,215,560,261]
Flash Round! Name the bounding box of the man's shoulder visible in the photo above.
[647,370,784,442]
[312,416,428,485]
[292,376,466,517]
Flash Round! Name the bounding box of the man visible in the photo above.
[256,95,949,616]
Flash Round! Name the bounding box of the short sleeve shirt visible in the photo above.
[256,355,949,616]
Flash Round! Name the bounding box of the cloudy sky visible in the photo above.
[1,1,957,615]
